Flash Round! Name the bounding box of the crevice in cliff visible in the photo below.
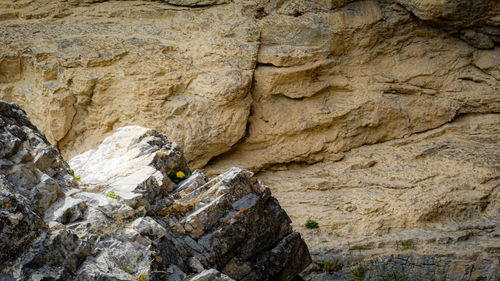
[56,97,77,154]
[276,85,353,102]
[255,62,291,68]
[155,0,231,9]
[204,40,261,169]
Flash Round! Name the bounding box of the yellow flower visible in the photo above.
[176,171,185,178]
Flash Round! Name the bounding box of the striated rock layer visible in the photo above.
[0,0,499,280]
[260,113,500,280]
[0,101,310,281]
[0,0,498,171]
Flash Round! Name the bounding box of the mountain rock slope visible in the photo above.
[0,0,499,279]
[0,101,310,281]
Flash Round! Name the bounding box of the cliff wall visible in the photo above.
[0,0,499,279]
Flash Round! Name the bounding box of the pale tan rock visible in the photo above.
[205,15,499,174]
[1,0,498,172]
[258,113,499,256]
[0,0,259,169]
[395,0,466,21]
[395,0,497,23]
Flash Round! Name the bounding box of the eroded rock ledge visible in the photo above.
[0,101,311,281]
[261,112,499,280]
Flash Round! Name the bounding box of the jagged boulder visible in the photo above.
[0,101,311,281]
[69,125,190,215]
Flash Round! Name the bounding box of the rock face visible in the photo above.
[0,0,258,169]
[0,101,311,281]
[260,113,500,280]
[0,0,498,171]
[0,0,499,280]
[394,0,499,48]
[0,101,72,269]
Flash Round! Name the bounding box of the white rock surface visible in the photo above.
[69,125,190,212]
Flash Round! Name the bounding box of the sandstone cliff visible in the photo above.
[0,0,498,170]
[0,0,499,280]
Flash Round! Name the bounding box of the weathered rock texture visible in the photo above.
[0,0,258,169]
[0,0,498,171]
[260,113,500,280]
[0,101,310,281]
[0,0,499,279]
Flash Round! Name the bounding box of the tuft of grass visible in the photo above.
[352,263,366,280]
[395,239,415,250]
[67,169,81,181]
[121,266,132,274]
[135,273,150,281]
[106,192,119,199]
[305,219,319,229]
[317,259,342,272]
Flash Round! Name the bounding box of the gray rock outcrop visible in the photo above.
[0,101,311,281]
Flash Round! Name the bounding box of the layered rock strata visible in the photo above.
[0,0,498,172]
[0,101,310,281]
[260,113,500,280]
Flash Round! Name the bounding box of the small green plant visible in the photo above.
[67,169,81,181]
[317,259,342,272]
[305,219,319,229]
[352,263,366,280]
[106,192,119,199]
[135,273,150,281]
[395,239,415,250]
[167,170,190,184]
